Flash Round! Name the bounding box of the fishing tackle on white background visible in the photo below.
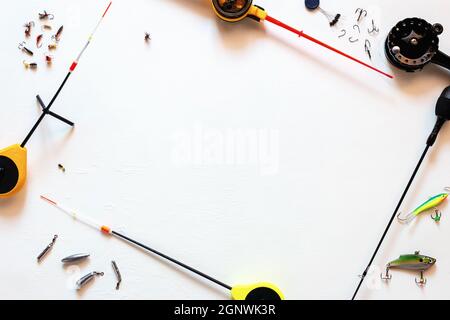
[353,25,361,34]
[368,19,379,35]
[397,192,448,224]
[36,34,44,48]
[23,60,38,70]
[48,42,57,50]
[365,39,372,60]
[41,24,52,31]
[431,209,442,222]
[338,29,346,38]
[355,8,367,23]
[45,54,53,64]
[353,86,450,299]
[52,25,63,42]
[380,251,436,286]
[144,32,151,42]
[24,21,34,37]
[304,0,341,27]
[385,18,450,72]
[61,253,90,264]
[37,235,58,262]
[41,195,284,300]
[76,271,104,290]
[18,42,33,56]
[38,10,54,20]
[112,261,122,290]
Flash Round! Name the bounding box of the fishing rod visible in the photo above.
[0,2,112,198]
[352,86,450,299]
[41,195,284,300]
[210,0,393,79]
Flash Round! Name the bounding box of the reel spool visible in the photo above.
[385,17,450,72]
[232,282,284,300]
[211,0,266,22]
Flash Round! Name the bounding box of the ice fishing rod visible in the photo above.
[0,2,112,199]
[210,0,393,78]
[41,195,284,300]
[352,86,450,300]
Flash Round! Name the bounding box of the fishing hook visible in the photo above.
[353,24,361,34]
[380,267,392,280]
[415,271,427,286]
[368,19,379,34]
[431,209,442,222]
[338,29,346,38]
[355,8,367,23]
[349,36,359,43]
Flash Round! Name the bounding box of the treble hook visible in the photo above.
[368,19,379,34]
[415,271,427,286]
[431,209,442,222]
[380,267,392,280]
[355,8,368,23]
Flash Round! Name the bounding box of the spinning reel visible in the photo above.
[386,17,450,72]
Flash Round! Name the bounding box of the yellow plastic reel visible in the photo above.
[210,0,267,22]
[0,144,27,198]
[231,282,284,300]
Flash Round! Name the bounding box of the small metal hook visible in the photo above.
[355,8,368,22]
[380,267,392,280]
[365,39,372,60]
[349,36,359,43]
[353,24,361,34]
[431,209,442,222]
[18,41,26,50]
[415,271,427,286]
[368,19,380,34]
[338,29,346,38]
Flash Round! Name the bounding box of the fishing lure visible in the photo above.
[61,253,90,263]
[76,271,104,290]
[381,251,436,285]
[36,34,44,48]
[397,193,448,224]
[52,26,63,42]
[24,21,35,37]
[42,24,52,31]
[37,235,58,261]
[23,60,38,69]
[18,42,33,56]
[38,10,54,20]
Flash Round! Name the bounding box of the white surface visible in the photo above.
[0,0,449,300]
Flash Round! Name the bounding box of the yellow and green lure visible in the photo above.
[397,191,448,224]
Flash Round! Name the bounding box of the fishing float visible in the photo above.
[0,2,112,198]
[41,195,284,300]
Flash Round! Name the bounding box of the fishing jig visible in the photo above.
[397,193,448,224]
[41,195,284,300]
[18,42,33,56]
[61,253,90,264]
[37,235,58,262]
[385,18,449,72]
[210,0,392,78]
[355,8,367,23]
[23,60,38,69]
[24,21,35,37]
[76,271,104,290]
[304,0,341,27]
[0,2,112,199]
[112,261,122,290]
[52,25,63,42]
[36,34,44,48]
[380,251,436,286]
[353,87,450,299]
[38,10,54,20]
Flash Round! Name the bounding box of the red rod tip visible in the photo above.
[102,1,112,18]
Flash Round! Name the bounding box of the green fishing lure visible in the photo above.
[397,192,448,224]
[381,251,436,285]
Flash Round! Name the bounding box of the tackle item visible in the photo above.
[76,271,104,290]
[385,18,449,72]
[36,34,44,48]
[41,195,284,300]
[355,8,367,23]
[52,26,63,42]
[144,32,151,42]
[353,86,450,299]
[111,261,122,290]
[48,43,57,50]
[380,251,436,286]
[431,209,442,222]
[0,2,112,198]
[210,0,392,78]
[24,21,35,37]
[46,54,53,64]
[61,253,90,263]
[304,0,341,27]
[57,163,65,172]
[42,24,52,31]
[39,10,55,20]
[368,19,379,35]
[37,235,58,262]
[23,60,38,69]
[397,193,448,224]
[365,39,372,60]
[18,42,33,56]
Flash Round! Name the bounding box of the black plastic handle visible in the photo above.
[431,50,450,71]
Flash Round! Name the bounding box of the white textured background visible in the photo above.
[0,0,449,300]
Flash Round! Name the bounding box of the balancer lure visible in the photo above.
[381,251,436,286]
[397,192,448,224]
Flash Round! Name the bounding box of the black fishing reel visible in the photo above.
[385,18,450,72]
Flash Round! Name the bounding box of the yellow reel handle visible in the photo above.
[231,282,284,300]
[0,144,27,198]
